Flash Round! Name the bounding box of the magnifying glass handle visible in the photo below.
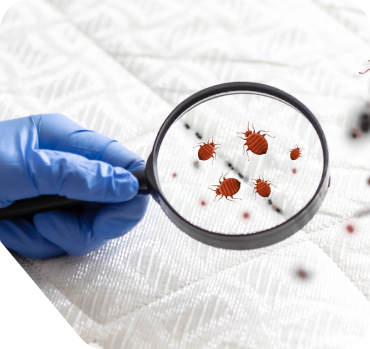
[0,170,148,220]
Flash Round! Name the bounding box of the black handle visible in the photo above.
[0,170,148,220]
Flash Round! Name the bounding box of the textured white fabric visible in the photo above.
[1,0,370,348]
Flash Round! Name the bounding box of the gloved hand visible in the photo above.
[0,113,149,259]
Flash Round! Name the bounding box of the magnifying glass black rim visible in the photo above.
[145,82,330,250]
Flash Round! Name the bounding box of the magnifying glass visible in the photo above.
[0,82,330,250]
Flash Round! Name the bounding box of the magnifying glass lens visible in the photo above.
[157,92,323,235]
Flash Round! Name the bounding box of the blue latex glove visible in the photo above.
[0,114,149,259]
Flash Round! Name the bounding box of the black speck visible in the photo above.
[268,199,272,205]
[185,123,190,129]
[228,163,232,167]
[276,208,281,213]
[352,132,357,138]
[238,173,244,179]
[360,113,370,133]
[195,132,202,139]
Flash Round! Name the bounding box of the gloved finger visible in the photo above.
[27,149,138,203]
[100,141,146,172]
[32,114,144,171]
[94,194,149,239]
[33,194,149,257]
[0,219,65,259]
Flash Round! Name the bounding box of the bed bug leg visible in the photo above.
[209,186,219,201]
[261,133,275,139]
[218,172,224,184]
[266,181,276,188]
[192,142,206,148]
[253,187,257,199]
[359,62,370,74]
[231,195,242,201]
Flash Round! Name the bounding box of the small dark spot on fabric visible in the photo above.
[172,173,177,178]
[238,173,244,179]
[185,124,190,129]
[193,161,200,168]
[268,200,272,205]
[272,205,276,210]
[276,208,281,213]
[352,128,361,138]
[228,163,232,167]
[346,224,354,233]
[201,200,206,206]
[243,212,250,219]
[296,269,309,279]
[292,168,297,174]
[196,132,202,139]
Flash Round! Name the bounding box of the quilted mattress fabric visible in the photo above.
[1,0,370,348]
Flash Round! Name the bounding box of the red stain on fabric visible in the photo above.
[297,269,308,279]
[352,128,361,138]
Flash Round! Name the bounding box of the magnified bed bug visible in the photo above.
[252,174,276,199]
[193,137,221,165]
[288,145,303,161]
[209,171,242,202]
[359,60,370,74]
[237,122,275,160]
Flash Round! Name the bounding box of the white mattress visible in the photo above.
[1,0,370,348]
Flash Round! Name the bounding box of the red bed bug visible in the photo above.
[193,137,221,165]
[288,145,303,161]
[252,174,276,199]
[237,122,275,160]
[209,171,242,202]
